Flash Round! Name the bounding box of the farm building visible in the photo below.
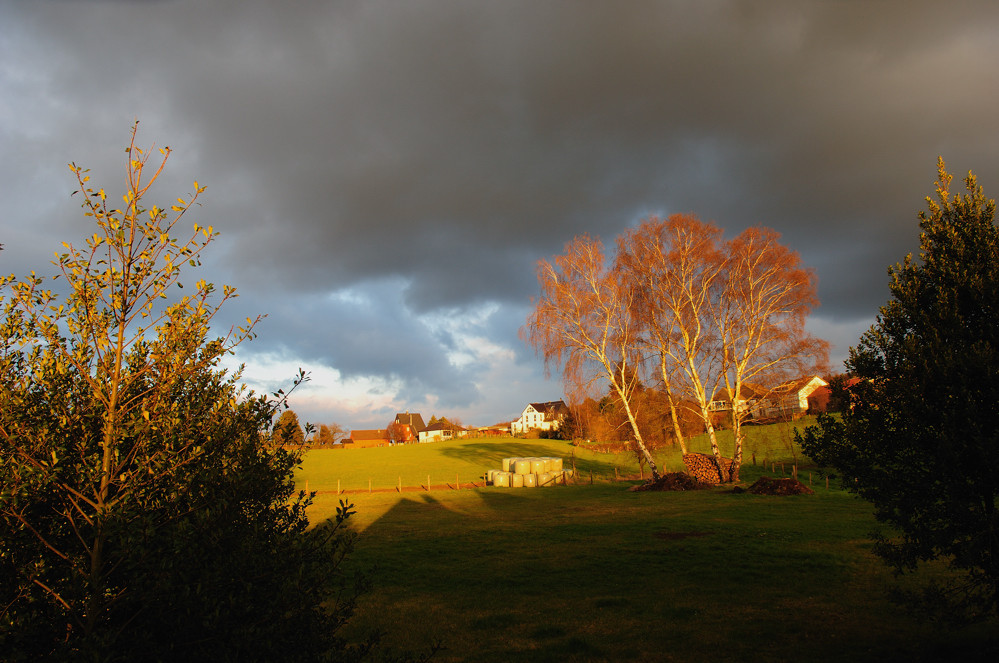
[343,429,392,449]
[388,412,426,444]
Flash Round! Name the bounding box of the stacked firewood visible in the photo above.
[682,452,734,484]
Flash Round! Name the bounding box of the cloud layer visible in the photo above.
[4,1,999,429]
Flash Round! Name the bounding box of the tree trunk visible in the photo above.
[665,386,688,455]
[616,384,660,481]
[701,409,728,482]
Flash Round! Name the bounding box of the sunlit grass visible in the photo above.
[297,416,823,497]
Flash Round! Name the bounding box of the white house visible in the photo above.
[710,376,828,421]
[511,400,569,435]
[418,421,468,443]
[766,375,828,418]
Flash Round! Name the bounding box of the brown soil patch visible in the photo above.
[744,476,814,495]
[628,472,714,492]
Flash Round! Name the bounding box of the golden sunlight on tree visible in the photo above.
[526,216,827,484]
[0,124,362,660]
[521,234,661,480]
[716,227,828,481]
[617,214,728,457]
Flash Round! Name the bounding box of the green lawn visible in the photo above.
[296,423,998,662]
[296,417,820,497]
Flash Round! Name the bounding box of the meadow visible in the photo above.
[296,420,997,662]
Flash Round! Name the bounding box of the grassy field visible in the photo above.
[296,421,998,662]
[296,417,814,497]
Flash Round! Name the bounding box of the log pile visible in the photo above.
[629,472,713,492]
[682,453,734,484]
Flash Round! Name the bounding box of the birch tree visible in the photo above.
[617,215,728,461]
[522,235,660,479]
[716,227,828,481]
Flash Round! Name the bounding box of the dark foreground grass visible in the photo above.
[299,431,997,661]
[318,483,996,662]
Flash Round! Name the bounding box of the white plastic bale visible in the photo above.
[538,472,552,487]
[511,473,525,488]
[530,459,545,474]
[551,458,563,472]
[493,472,511,487]
[523,473,538,488]
[514,459,533,475]
[502,457,517,472]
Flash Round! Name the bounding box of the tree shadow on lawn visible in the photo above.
[338,489,629,660]
[438,440,627,479]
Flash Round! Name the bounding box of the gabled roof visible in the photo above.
[351,429,391,441]
[393,412,426,432]
[775,375,828,395]
[711,383,769,402]
[422,422,462,433]
[527,400,569,420]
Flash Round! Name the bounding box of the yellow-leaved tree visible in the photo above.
[0,124,362,661]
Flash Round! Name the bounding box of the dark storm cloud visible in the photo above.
[224,278,485,407]
[4,0,999,424]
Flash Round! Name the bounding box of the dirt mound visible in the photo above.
[629,472,713,492]
[745,476,814,496]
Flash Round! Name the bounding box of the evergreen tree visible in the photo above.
[274,409,306,447]
[799,158,999,621]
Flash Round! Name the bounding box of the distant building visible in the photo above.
[389,412,426,444]
[343,429,391,449]
[710,375,829,422]
[511,400,568,435]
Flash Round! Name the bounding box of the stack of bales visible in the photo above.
[488,456,570,488]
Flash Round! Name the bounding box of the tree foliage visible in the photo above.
[798,158,999,621]
[0,125,365,660]
[522,234,660,479]
[526,216,826,483]
[714,226,827,480]
[274,408,306,447]
[314,422,346,447]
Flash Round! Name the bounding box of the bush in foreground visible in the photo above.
[0,125,365,661]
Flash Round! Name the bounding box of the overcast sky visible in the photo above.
[3,0,998,432]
